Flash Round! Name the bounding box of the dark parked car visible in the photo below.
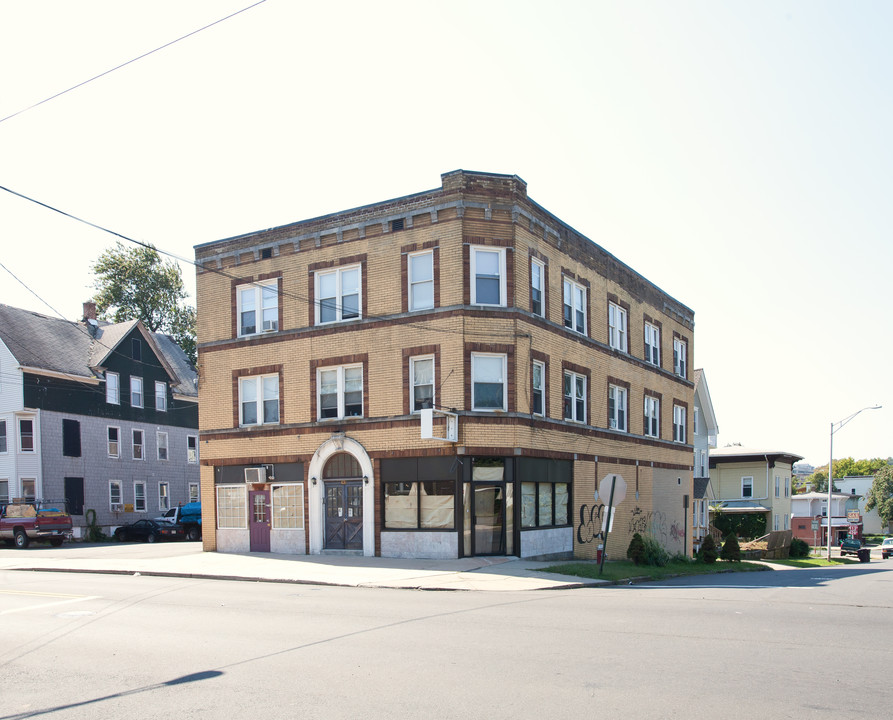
[838,537,862,556]
[114,519,184,543]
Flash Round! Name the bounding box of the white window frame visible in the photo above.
[784,514,790,530]
[217,485,247,529]
[644,395,660,438]
[608,385,627,432]
[673,405,686,443]
[132,428,144,460]
[471,353,507,411]
[0,479,8,504]
[155,381,167,412]
[130,376,143,408]
[608,302,627,352]
[21,478,37,501]
[317,365,364,420]
[106,371,120,405]
[409,356,435,413]
[0,420,6,454]
[237,280,279,336]
[188,482,200,504]
[158,481,170,511]
[187,435,198,464]
[408,250,434,311]
[107,426,120,458]
[674,338,687,378]
[563,371,586,423]
[271,483,305,530]
[239,374,280,426]
[109,480,122,508]
[19,418,35,453]
[134,481,146,512]
[531,258,545,317]
[774,513,780,532]
[741,476,754,499]
[470,247,506,307]
[644,323,660,366]
[693,407,700,435]
[532,360,545,417]
[775,475,780,498]
[785,477,790,498]
[156,431,168,461]
[562,278,587,334]
[315,265,362,324]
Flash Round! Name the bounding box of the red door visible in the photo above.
[249,490,271,552]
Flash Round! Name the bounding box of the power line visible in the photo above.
[0,0,269,126]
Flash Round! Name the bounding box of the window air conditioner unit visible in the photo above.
[262,320,278,332]
[245,467,267,484]
[110,503,123,513]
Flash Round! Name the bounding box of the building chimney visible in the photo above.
[83,301,96,321]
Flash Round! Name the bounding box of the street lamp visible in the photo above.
[826,405,882,560]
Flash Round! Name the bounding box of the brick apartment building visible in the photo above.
[194,170,696,560]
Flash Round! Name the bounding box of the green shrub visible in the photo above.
[720,533,741,562]
[713,513,766,541]
[641,534,670,567]
[698,535,718,564]
[626,533,646,565]
[789,538,810,558]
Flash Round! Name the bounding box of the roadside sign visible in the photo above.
[811,519,819,531]
[597,473,627,506]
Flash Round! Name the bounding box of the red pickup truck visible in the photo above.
[0,501,73,548]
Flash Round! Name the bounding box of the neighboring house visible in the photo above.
[194,170,697,560]
[691,369,718,552]
[838,476,885,535]
[791,490,862,544]
[709,447,803,535]
[0,302,199,536]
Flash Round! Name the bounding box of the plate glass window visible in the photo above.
[240,375,280,425]
[217,486,247,529]
[409,251,434,311]
[532,361,544,416]
[130,377,143,408]
[471,354,506,411]
[410,357,434,412]
[563,279,586,334]
[645,323,660,365]
[106,372,119,404]
[317,266,360,323]
[608,385,627,431]
[531,259,544,317]
[470,247,505,306]
[318,365,363,419]
[608,303,627,352]
[563,371,586,423]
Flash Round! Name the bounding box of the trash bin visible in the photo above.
[857,548,871,563]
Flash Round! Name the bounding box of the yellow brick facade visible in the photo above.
[195,170,696,560]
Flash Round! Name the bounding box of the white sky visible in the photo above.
[1,0,890,467]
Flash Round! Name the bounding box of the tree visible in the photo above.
[865,465,893,529]
[720,533,741,562]
[626,533,646,565]
[91,242,196,365]
[805,457,888,493]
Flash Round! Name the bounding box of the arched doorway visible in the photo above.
[322,453,363,550]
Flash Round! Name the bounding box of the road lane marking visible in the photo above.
[0,589,87,599]
[0,594,100,615]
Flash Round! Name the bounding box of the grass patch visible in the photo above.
[540,559,769,583]
[761,556,859,568]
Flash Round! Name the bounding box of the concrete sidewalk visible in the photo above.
[0,542,608,591]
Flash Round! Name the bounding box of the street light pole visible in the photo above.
[826,405,882,561]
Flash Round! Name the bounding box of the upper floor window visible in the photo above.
[157,432,169,461]
[131,338,141,361]
[470,247,506,306]
[238,281,278,336]
[155,381,167,412]
[187,435,198,464]
[132,429,144,460]
[19,419,34,452]
[316,266,360,324]
[408,251,434,311]
[471,353,506,411]
[674,338,687,378]
[741,476,753,498]
[608,385,627,431]
[785,477,790,498]
[107,426,119,458]
[775,475,780,498]
[673,404,687,443]
[693,406,700,435]
[644,322,660,366]
[130,377,143,408]
[410,356,434,412]
[0,420,6,453]
[563,278,586,334]
[644,396,660,438]
[106,371,120,404]
[608,302,627,352]
[318,365,363,419]
[240,375,280,426]
[532,360,545,417]
[62,419,81,457]
[531,258,544,317]
[563,371,586,423]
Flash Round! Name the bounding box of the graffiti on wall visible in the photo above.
[578,503,686,547]
[577,502,606,544]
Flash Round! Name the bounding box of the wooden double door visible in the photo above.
[325,481,363,550]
